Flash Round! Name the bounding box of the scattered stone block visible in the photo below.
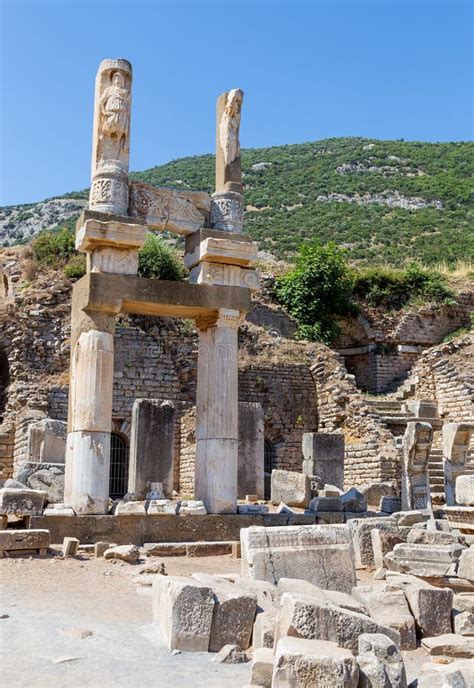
[385,542,463,577]
[253,610,276,649]
[314,510,345,524]
[351,583,416,650]
[421,633,474,658]
[94,541,111,558]
[0,488,45,518]
[371,529,406,570]
[302,432,345,490]
[389,574,453,637]
[407,528,459,545]
[18,463,65,504]
[454,592,474,613]
[275,502,295,514]
[309,496,343,512]
[380,496,401,514]
[275,592,400,654]
[179,500,207,516]
[360,482,397,508]
[341,488,367,513]
[62,537,79,557]
[272,636,359,687]
[0,529,50,555]
[393,510,430,527]
[277,577,367,615]
[348,517,397,568]
[152,575,215,652]
[357,632,407,688]
[43,503,75,516]
[103,545,140,563]
[453,610,474,636]
[0,515,7,530]
[250,647,272,687]
[444,506,474,534]
[417,658,474,688]
[144,543,187,557]
[270,470,311,508]
[456,475,474,506]
[457,547,474,581]
[147,499,179,515]
[211,643,248,663]
[28,418,67,463]
[241,524,357,593]
[185,542,232,557]
[237,504,269,515]
[232,541,241,558]
[113,501,146,515]
[319,485,342,497]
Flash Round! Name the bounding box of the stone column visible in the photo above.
[194,309,242,513]
[211,89,244,233]
[442,422,474,506]
[401,421,433,511]
[238,402,265,499]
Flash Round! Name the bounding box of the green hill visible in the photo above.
[2,137,473,266]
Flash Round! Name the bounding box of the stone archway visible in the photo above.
[0,347,10,424]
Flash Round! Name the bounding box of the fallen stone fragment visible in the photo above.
[0,529,50,555]
[62,537,79,558]
[360,482,397,508]
[417,658,474,687]
[103,545,140,563]
[113,501,147,515]
[453,610,474,636]
[253,610,276,649]
[357,632,407,688]
[393,510,429,527]
[43,504,75,517]
[388,574,453,637]
[421,633,474,658]
[271,470,311,508]
[371,528,406,570]
[57,627,93,639]
[152,575,214,652]
[454,592,474,613]
[250,647,273,687]
[186,542,232,557]
[407,528,459,545]
[348,517,398,568]
[0,488,45,518]
[147,499,179,515]
[380,496,401,514]
[385,542,463,577]
[276,502,295,515]
[179,500,207,516]
[341,487,367,513]
[144,542,187,557]
[237,504,269,514]
[272,636,359,688]
[457,547,474,581]
[275,592,400,654]
[94,541,111,558]
[210,643,248,664]
[352,583,416,650]
[309,496,343,512]
[278,577,367,615]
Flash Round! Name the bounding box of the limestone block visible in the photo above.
[302,432,344,489]
[421,633,474,658]
[360,482,397,508]
[277,578,367,615]
[211,643,247,664]
[315,511,345,524]
[253,610,276,649]
[457,548,474,581]
[184,235,258,270]
[232,577,276,611]
[128,181,207,235]
[238,402,264,500]
[442,423,474,506]
[128,399,176,500]
[273,637,359,688]
[94,541,111,558]
[348,517,398,568]
[275,592,400,654]
[152,575,215,652]
[103,545,140,563]
[389,575,453,637]
[18,463,65,504]
[237,505,269,514]
[0,529,50,553]
[241,524,357,593]
[309,496,343,512]
[62,537,80,557]
[114,501,146,516]
[179,500,207,516]
[190,574,257,651]
[0,488,45,518]
[270,470,311,508]
[393,510,430,527]
[417,659,474,688]
[27,419,66,463]
[147,499,179,515]
[190,262,259,291]
[371,529,406,570]
[453,610,474,636]
[341,487,367,513]
[144,543,187,557]
[456,475,474,506]
[385,542,463,577]
[351,584,416,650]
[380,496,402,514]
[42,503,74,517]
[444,506,474,534]
[357,633,407,688]
[250,647,272,688]
[407,528,459,545]
[454,593,474,614]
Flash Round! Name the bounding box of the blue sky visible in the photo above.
[1,0,472,205]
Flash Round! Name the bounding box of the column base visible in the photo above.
[64,431,111,514]
[195,438,238,514]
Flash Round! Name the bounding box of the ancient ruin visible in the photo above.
[1,57,473,687]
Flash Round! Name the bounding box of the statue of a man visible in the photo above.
[219,89,244,165]
[98,70,130,163]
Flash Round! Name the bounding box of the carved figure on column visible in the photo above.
[97,71,130,165]
[211,88,244,233]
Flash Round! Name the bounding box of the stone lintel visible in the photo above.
[185,228,254,255]
[76,216,147,253]
[184,235,258,270]
[72,272,251,321]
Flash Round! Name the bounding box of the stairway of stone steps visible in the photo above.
[428,448,445,505]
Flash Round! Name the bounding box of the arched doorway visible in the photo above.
[264,439,275,500]
[109,432,129,499]
[0,348,10,424]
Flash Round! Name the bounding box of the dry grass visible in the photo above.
[433,259,474,279]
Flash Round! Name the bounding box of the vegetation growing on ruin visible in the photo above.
[138,234,186,281]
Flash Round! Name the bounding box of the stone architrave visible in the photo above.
[442,423,474,506]
[401,421,433,511]
[128,181,209,234]
[238,402,264,500]
[89,59,132,216]
[27,419,67,463]
[302,433,345,490]
[128,399,176,499]
[241,524,357,593]
[211,89,244,232]
[194,309,242,514]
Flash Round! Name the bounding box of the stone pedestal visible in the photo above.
[195,309,241,514]
[302,433,345,489]
[238,402,264,499]
[401,421,433,511]
[128,399,176,499]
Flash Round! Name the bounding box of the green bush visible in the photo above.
[63,254,87,279]
[138,234,186,281]
[32,227,76,266]
[275,241,355,344]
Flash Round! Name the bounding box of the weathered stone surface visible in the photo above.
[348,517,397,568]
[457,548,474,581]
[179,500,207,516]
[27,418,67,463]
[253,610,276,649]
[190,574,257,651]
[444,506,474,534]
[275,592,400,654]
[351,584,416,650]
[94,541,111,558]
[302,432,344,489]
[407,528,459,545]
[393,510,429,527]
[42,503,74,517]
[128,181,208,235]
[62,537,79,557]
[250,647,272,687]
[380,496,402,514]
[456,475,474,506]
[277,578,367,615]
[442,423,474,506]
[152,575,215,652]
[18,463,65,504]
[309,496,343,512]
[237,505,269,515]
[0,529,50,552]
[214,88,244,196]
[417,659,474,688]
[385,542,463,577]
[238,402,264,500]
[371,528,406,570]
[401,421,433,511]
[128,399,176,500]
[272,636,359,688]
[270,470,311,508]
[144,542,187,557]
[210,643,248,663]
[0,488,45,518]
[241,524,357,593]
[389,574,453,637]
[357,633,407,688]
[453,610,474,636]
[454,592,474,614]
[341,487,367,513]
[103,544,140,563]
[114,501,146,516]
[360,482,397,508]
[146,499,179,515]
[421,633,474,658]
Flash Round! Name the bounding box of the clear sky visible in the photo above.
[1,0,472,205]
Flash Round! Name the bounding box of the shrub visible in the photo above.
[275,241,355,344]
[138,234,186,281]
[63,254,87,279]
[32,227,76,266]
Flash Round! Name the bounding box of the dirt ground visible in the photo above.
[1,548,429,687]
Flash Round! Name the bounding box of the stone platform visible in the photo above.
[30,513,316,545]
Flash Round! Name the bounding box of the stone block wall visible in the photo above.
[0,423,14,480]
